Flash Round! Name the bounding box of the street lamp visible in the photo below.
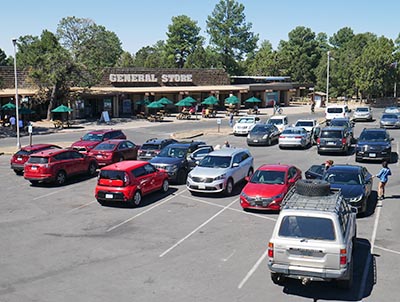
[326,51,331,106]
[12,38,21,149]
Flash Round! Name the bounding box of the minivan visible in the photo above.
[325,105,351,123]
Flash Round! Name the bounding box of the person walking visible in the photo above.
[223,141,230,148]
[229,112,234,127]
[374,161,391,200]
[9,115,16,130]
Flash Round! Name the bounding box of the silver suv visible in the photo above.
[268,179,357,289]
[186,148,254,195]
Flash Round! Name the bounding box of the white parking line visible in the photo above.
[32,187,70,201]
[374,245,400,255]
[238,248,269,289]
[106,189,187,233]
[67,200,97,213]
[184,195,277,222]
[370,199,383,254]
[159,199,237,258]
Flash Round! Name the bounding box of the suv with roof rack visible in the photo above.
[137,138,178,160]
[268,179,357,289]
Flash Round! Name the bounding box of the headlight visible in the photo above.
[240,191,249,199]
[350,194,363,203]
[247,134,251,138]
[271,193,284,200]
[187,173,192,180]
[166,165,178,172]
[262,134,269,139]
[214,174,226,181]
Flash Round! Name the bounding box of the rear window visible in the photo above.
[327,108,344,114]
[321,130,342,138]
[15,149,30,156]
[141,144,161,150]
[94,143,116,151]
[279,216,335,240]
[28,157,49,164]
[99,170,125,180]
[82,133,103,141]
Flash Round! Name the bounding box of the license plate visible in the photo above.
[96,155,102,158]
[327,142,335,145]
[198,184,206,189]
[105,194,113,199]
[31,166,37,170]
[253,139,258,142]
[17,157,22,161]
[369,153,376,157]
[146,153,151,157]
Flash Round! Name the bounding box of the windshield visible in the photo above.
[382,114,398,119]
[251,125,272,133]
[267,119,283,125]
[158,146,187,158]
[279,216,335,240]
[199,155,231,168]
[359,131,386,141]
[82,133,104,142]
[250,170,285,184]
[93,143,116,151]
[356,107,369,112]
[324,171,361,185]
[320,130,342,139]
[330,120,348,127]
[295,121,313,127]
[237,118,256,124]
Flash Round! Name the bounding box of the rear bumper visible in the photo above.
[268,263,349,281]
[96,190,130,202]
[11,163,24,171]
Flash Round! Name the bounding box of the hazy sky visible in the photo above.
[1,0,399,57]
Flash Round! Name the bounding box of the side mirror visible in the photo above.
[195,160,200,165]
[288,178,296,184]
[232,163,239,168]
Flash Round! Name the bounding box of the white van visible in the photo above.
[325,105,351,123]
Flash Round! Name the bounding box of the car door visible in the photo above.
[132,166,152,195]
[188,146,214,169]
[124,140,138,160]
[69,150,88,174]
[270,125,280,142]
[144,163,163,192]
[305,165,324,179]
[362,167,373,197]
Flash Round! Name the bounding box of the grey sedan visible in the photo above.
[380,113,400,128]
[278,127,311,149]
[246,124,280,146]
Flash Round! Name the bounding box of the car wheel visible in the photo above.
[14,170,23,176]
[55,170,67,186]
[224,178,234,196]
[88,162,97,176]
[271,273,286,286]
[131,191,142,207]
[267,137,271,146]
[160,179,169,193]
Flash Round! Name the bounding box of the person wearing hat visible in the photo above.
[324,160,334,171]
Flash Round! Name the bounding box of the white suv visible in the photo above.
[187,148,254,195]
[268,179,357,289]
[266,115,289,132]
[233,116,260,135]
[325,105,351,123]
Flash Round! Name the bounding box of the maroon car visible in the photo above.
[24,149,98,186]
[10,144,62,175]
[88,139,140,166]
[71,129,126,154]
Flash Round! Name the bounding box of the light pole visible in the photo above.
[12,38,21,149]
[326,51,331,106]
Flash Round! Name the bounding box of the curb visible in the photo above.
[171,132,204,140]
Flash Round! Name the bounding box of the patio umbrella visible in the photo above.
[175,99,196,107]
[245,96,261,103]
[201,96,219,105]
[181,96,197,104]
[51,104,73,113]
[146,101,165,109]
[225,95,239,105]
[1,102,16,110]
[157,97,174,105]
[19,107,36,114]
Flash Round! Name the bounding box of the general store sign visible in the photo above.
[109,73,193,83]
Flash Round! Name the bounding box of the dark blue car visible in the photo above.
[305,164,373,215]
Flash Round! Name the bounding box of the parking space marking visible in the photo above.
[184,195,277,222]
[66,200,97,213]
[106,189,187,233]
[32,187,71,201]
[238,248,269,289]
[159,199,237,258]
[374,245,400,255]
[370,199,383,254]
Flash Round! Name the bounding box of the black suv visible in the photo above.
[149,141,206,184]
[137,138,178,160]
[329,118,355,142]
[317,126,352,155]
[355,128,393,162]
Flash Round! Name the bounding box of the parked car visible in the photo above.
[149,141,206,184]
[329,118,355,143]
[317,126,352,155]
[187,145,214,170]
[266,115,289,133]
[95,161,169,207]
[137,138,178,160]
[246,124,280,146]
[268,179,357,288]
[71,129,126,153]
[240,164,302,211]
[325,105,351,123]
[293,119,319,133]
[355,128,393,162]
[379,113,400,129]
[24,149,98,186]
[233,116,260,136]
[383,106,400,115]
[279,127,311,149]
[352,106,373,122]
[87,139,139,166]
[10,143,61,175]
[187,148,254,195]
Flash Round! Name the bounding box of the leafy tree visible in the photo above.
[165,15,203,68]
[116,51,135,67]
[133,41,168,68]
[206,0,258,75]
[245,40,280,76]
[185,45,223,69]
[0,48,12,66]
[329,27,354,48]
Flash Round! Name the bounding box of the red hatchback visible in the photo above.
[88,139,140,166]
[10,144,61,175]
[71,129,126,154]
[24,149,98,186]
[240,164,302,211]
[95,161,169,207]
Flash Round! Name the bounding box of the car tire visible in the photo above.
[88,162,97,176]
[131,190,142,207]
[267,137,272,146]
[30,180,39,186]
[160,179,169,193]
[271,273,286,286]
[14,170,23,176]
[55,170,67,186]
[224,178,234,196]
[295,179,330,196]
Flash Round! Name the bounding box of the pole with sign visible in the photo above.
[217,118,221,133]
[28,124,33,146]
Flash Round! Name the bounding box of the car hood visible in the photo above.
[190,166,229,178]
[248,132,269,138]
[242,182,285,197]
[329,184,364,198]
[150,157,182,165]
[71,141,99,148]
[357,141,389,147]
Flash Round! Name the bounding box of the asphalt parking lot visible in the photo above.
[1,110,400,302]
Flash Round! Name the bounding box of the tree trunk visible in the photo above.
[46,84,57,120]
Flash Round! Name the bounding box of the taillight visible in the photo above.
[123,172,130,186]
[279,136,285,139]
[341,138,346,144]
[340,248,347,265]
[294,136,302,139]
[268,242,274,258]
[316,138,321,144]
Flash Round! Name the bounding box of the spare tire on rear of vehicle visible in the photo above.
[295,179,330,196]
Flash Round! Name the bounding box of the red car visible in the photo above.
[95,161,169,207]
[71,129,126,154]
[24,149,98,186]
[240,164,302,211]
[10,144,61,175]
[88,139,140,166]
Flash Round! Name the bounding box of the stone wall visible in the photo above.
[0,66,35,89]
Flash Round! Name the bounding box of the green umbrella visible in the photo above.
[157,97,173,105]
[146,101,164,109]
[51,104,73,113]
[181,96,197,104]
[19,107,35,114]
[245,96,262,103]
[225,95,239,104]
[176,99,196,107]
[201,96,219,105]
[1,102,16,110]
